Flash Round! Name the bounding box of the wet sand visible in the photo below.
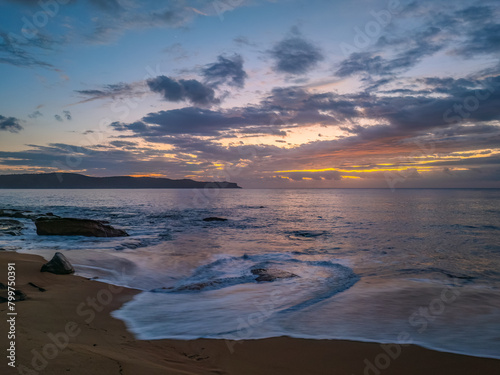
[1,251,499,375]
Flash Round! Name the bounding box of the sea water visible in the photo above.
[0,188,499,358]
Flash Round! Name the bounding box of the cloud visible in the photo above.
[28,110,43,119]
[269,32,324,75]
[337,26,444,77]
[455,23,500,57]
[0,115,23,133]
[0,31,56,69]
[111,84,360,138]
[282,171,342,181]
[89,0,122,12]
[74,82,143,103]
[201,54,247,88]
[63,110,72,120]
[0,142,231,179]
[233,36,256,47]
[112,71,500,170]
[147,76,219,106]
[335,3,500,78]
[163,42,190,61]
[111,106,274,136]
[54,111,72,122]
[85,1,256,44]
[109,140,138,149]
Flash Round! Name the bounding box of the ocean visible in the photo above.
[1,188,499,359]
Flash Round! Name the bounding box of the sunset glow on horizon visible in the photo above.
[1,0,499,188]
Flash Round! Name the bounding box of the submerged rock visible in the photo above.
[35,217,128,237]
[0,219,24,236]
[202,217,228,222]
[289,230,327,238]
[175,280,225,291]
[0,208,60,221]
[41,252,75,275]
[251,268,299,282]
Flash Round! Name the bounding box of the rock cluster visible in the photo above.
[35,217,128,237]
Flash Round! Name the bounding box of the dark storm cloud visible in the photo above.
[147,76,219,106]
[269,33,324,75]
[201,54,247,88]
[0,115,23,133]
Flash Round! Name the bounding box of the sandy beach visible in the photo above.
[1,251,499,375]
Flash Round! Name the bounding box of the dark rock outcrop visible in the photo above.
[35,217,128,237]
[251,268,299,282]
[0,219,24,236]
[41,252,75,275]
[202,217,228,222]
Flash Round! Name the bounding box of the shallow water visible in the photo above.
[1,188,499,358]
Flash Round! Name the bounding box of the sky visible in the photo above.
[0,0,499,188]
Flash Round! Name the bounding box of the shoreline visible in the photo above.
[1,251,499,374]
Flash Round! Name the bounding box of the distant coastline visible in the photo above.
[0,173,241,189]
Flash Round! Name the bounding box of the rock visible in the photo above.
[174,280,227,291]
[41,252,75,275]
[290,230,326,238]
[202,217,228,222]
[14,290,27,301]
[0,209,30,219]
[251,268,299,282]
[28,282,46,292]
[35,217,128,237]
[0,208,58,221]
[0,289,27,303]
[0,219,24,236]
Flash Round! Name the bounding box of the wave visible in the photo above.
[150,253,359,313]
